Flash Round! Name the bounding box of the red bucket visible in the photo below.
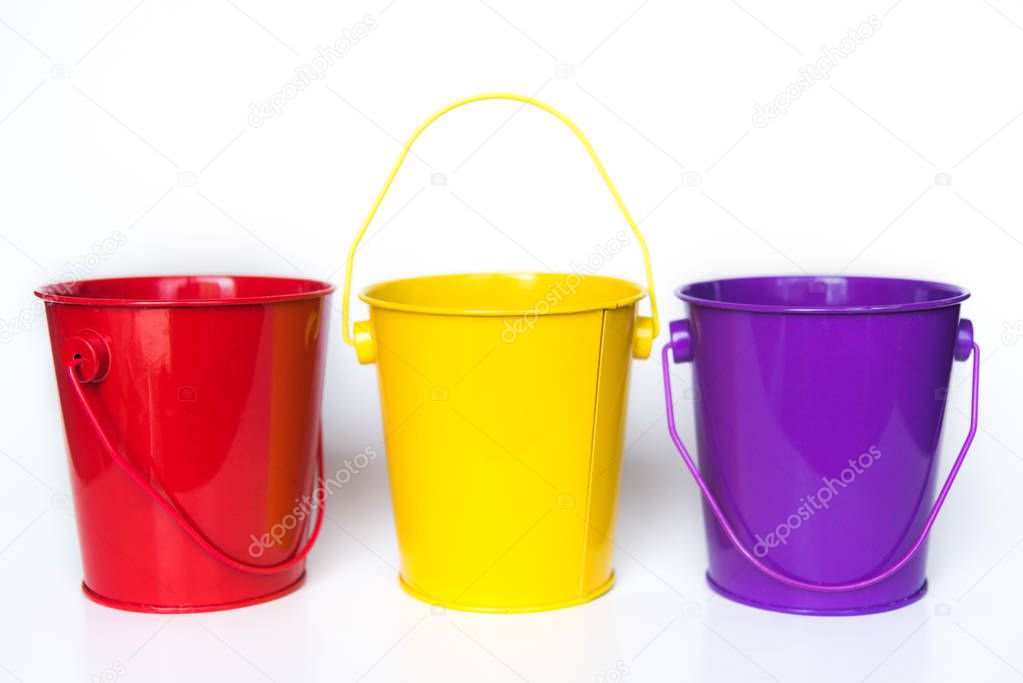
[36,275,333,613]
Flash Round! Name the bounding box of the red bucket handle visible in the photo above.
[660,323,980,593]
[63,348,325,576]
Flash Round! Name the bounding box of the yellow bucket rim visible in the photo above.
[358,272,646,317]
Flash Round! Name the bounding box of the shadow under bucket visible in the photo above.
[36,275,332,613]
[662,276,979,616]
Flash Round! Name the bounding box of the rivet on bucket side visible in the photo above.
[354,320,377,364]
[955,318,974,361]
[668,319,693,364]
[632,316,655,359]
[62,330,110,383]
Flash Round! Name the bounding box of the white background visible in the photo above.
[2,0,1022,681]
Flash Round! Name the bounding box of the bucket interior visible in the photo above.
[360,273,645,315]
[35,275,333,306]
[678,276,968,313]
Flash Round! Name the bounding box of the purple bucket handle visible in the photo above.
[662,319,980,593]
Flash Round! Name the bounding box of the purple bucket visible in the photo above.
[662,276,979,616]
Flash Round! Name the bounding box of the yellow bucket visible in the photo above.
[342,94,659,613]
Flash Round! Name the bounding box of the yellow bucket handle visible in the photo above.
[341,92,659,360]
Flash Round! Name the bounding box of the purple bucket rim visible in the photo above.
[676,275,969,315]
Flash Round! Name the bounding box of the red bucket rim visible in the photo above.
[34,275,334,307]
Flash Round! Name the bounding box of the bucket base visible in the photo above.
[398,571,615,614]
[706,573,928,617]
[81,572,307,614]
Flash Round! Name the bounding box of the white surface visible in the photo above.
[2,0,1023,681]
